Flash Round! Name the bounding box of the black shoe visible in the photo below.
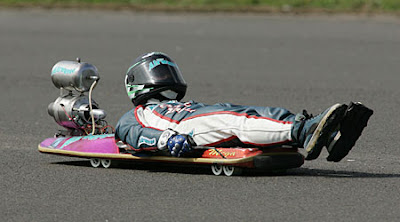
[326,102,373,162]
[296,104,347,160]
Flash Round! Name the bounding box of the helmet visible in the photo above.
[125,52,187,106]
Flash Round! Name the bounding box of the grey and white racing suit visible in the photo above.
[115,100,297,151]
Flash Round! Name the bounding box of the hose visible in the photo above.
[88,80,98,135]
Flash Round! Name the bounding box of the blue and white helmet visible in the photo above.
[125,52,187,106]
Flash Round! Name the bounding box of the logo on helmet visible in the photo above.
[149,58,177,71]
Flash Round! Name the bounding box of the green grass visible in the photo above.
[1,0,400,13]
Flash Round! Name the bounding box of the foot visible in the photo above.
[326,102,373,162]
[295,104,347,160]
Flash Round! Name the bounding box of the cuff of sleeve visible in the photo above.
[157,129,177,150]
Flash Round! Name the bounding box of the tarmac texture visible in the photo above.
[1,9,400,221]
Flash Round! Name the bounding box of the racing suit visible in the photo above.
[115,100,298,152]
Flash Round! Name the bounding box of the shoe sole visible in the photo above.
[326,102,373,162]
[305,104,347,160]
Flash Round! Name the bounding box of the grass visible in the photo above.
[1,0,400,13]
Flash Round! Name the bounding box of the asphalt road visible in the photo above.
[1,9,400,221]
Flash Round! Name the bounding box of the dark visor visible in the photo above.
[130,60,186,86]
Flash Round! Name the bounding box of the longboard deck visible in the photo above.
[38,134,304,168]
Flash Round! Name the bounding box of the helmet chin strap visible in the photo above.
[160,90,178,100]
[143,89,180,105]
[146,98,176,104]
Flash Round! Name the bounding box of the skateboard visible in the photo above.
[38,134,304,176]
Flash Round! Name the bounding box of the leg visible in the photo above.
[177,107,296,147]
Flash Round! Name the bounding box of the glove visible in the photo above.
[157,129,195,157]
[167,134,194,157]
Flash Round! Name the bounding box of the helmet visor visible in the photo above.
[128,59,186,86]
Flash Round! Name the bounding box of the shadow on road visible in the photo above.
[284,167,400,178]
[51,160,400,178]
[52,160,212,175]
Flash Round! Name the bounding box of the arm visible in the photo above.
[115,109,195,156]
[115,109,163,151]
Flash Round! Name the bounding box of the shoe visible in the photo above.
[326,102,373,162]
[293,104,347,160]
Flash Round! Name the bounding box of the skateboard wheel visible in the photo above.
[223,165,243,176]
[211,164,223,176]
[101,159,112,168]
[90,158,101,168]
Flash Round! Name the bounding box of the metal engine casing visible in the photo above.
[51,60,99,92]
[48,94,106,130]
